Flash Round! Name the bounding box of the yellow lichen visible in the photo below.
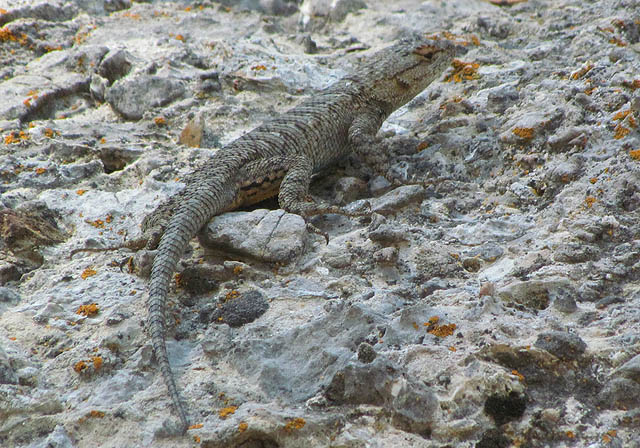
[76,303,99,316]
[512,127,535,140]
[284,417,306,432]
[80,268,97,279]
[219,406,237,419]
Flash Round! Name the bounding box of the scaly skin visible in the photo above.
[139,32,466,432]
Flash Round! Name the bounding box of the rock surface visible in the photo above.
[1,0,640,447]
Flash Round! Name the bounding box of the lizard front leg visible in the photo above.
[347,109,395,179]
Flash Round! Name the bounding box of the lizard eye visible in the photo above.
[413,45,441,61]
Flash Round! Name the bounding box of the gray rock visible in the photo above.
[0,287,21,304]
[370,185,425,214]
[390,379,438,435]
[332,176,367,205]
[231,302,384,403]
[325,357,397,405]
[0,346,18,385]
[329,0,367,21]
[486,83,519,114]
[615,354,640,382]
[215,0,299,15]
[598,377,640,410]
[105,75,185,120]
[552,288,578,313]
[368,223,410,244]
[534,331,587,361]
[553,242,600,263]
[104,0,131,13]
[373,246,398,264]
[89,73,109,101]
[98,49,134,84]
[41,425,75,448]
[465,242,504,262]
[201,209,306,263]
[497,280,577,310]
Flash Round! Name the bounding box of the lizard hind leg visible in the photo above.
[278,156,368,242]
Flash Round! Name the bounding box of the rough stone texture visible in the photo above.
[1,0,640,447]
[201,209,307,263]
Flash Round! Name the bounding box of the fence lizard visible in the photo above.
[76,32,466,433]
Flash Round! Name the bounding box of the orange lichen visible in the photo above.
[77,303,99,316]
[251,64,267,71]
[590,177,598,184]
[585,196,597,208]
[629,149,640,160]
[622,79,640,89]
[35,168,46,175]
[81,268,97,279]
[44,128,55,138]
[427,323,457,338]
[284,417,306,432]
[189,423,203,430]
[238,422,248,433]
[3,130,30,144]
[416,141,429,151]
[614,125,630,139]
[73,361,88,373]
[121,12,140,20]
[219,406,237,419]
[76,189,87,195]
[613,109,631,121]
[570,63,594,80]
[87,218,104,228]
[512,127,535,139]
[609,37,626,46]
[92,356,103,369]
[89,410,105,418]
[445,59,480,83]
[225,290,240,301]
[154,116,166,126]
[512,369,525,382]
[0,27,17,42]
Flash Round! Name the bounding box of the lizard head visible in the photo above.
[364,32,469,111]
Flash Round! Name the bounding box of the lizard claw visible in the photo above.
[306,222,329,244]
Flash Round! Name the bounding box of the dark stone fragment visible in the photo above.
[596,296,624,309]
[212,290,268,328]
[484,391,526,426]
[98,49,134,84]
[0,347,17,385]
[476,428,512,448]
[534,331,586,361]
[357,342,377,363]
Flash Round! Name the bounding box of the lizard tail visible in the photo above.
[147,186,235,432]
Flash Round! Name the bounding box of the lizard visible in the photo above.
[75,32,467,433]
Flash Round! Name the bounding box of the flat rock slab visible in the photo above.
[201,209,306,263]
